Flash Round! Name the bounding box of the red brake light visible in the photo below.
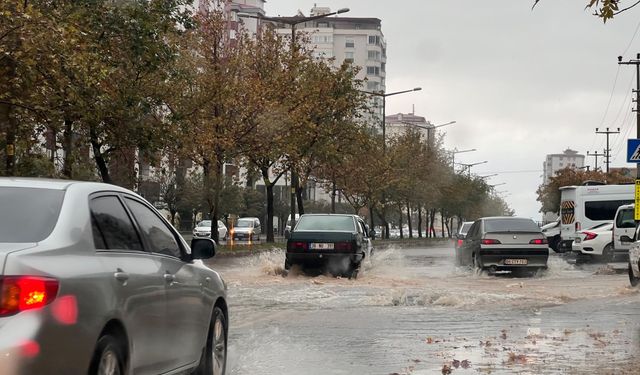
[287,241,308,250]
[334,242,353,251]
[529,238,549,245]
[482,239,501,245]
[583,232,597,241]
[0,276,59,317]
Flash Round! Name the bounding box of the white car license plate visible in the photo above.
[310,243,334,250]
[504,259,528,265]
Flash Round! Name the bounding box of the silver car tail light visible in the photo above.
[0,276,59,317]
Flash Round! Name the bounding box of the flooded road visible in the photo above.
[209,245,640,374]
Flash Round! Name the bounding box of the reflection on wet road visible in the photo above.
[209,245,640,374]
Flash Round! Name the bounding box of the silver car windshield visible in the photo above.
[0,187,65,243]
[484,218,539,233]
[296,216,356,231]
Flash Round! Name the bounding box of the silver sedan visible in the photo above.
[0,178,228,375]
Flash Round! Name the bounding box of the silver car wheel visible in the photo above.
[212,314,226,375]
[98,349,120,375]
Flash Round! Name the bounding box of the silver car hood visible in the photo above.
[0,243,37,274]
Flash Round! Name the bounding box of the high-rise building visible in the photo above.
[543,148,585,184]
[267,5,387,129]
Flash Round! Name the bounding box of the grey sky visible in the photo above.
[266,1,640,219]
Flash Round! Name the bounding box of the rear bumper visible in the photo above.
[477,249,548,269]
[286,251,363,266]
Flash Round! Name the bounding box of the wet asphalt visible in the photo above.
[208,245,640,374]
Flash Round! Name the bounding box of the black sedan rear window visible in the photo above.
[484,218,539,233]
[295,216,356,231]
[0,187,65,243]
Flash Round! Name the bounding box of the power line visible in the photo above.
[621,18,640,57]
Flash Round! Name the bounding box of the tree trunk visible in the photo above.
[210,154,224,242]
[429,209,437,238]
[398,203,404,239]
[90,126,112,184]
[62,118,73,178]
[441,211,445,238]
[331,179,336,213]
[261,167,276,243]
[296,185,305,215]
[417,205,423,238]
[406,201,413,238]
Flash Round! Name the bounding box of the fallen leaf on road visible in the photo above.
[461,360,471,369]
[441,364,452,374]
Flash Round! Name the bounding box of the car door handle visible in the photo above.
[114,272,129,282]
[164,273,175,283]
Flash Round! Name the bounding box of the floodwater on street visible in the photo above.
[208,244,640,374]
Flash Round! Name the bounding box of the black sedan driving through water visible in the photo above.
[285,214,373,278]
[457,216,549,275]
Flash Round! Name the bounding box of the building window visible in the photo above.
[344,52,354,63]
[313,35,333,44]
[368,35,380,45]
[317,22,329,28]
[345,39,354,48]
[367,50,380,60]
[366,81,380,91]
[381,62,386,72]
[366,66,380,76]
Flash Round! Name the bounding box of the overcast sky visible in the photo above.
[265,1,640,220]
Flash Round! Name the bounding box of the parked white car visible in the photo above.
[193,220,228,241]
[572,222,613,262]
[621,226,640,286]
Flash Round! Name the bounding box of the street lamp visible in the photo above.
[450,148,476,169]
[479,173,498,179]
[360,88,422,151]
[237,7,350,233]
[456,160,488,176]
[399,120,456,143]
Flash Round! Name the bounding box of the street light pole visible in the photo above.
[360,87,421,239]
[360,88,422,149]
[238,7,350,232]
[400,120,456,143]
[451,148,476,170]
[456,160,488,177]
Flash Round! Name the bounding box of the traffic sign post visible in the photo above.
[627,139,640,162]
[636,180,640,221]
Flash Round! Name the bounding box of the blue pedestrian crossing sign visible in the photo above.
[628,139,640,162]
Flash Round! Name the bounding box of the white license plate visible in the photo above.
[504,259,528,265]
[310,243,334,250]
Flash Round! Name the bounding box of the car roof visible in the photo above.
[481,216,532,221]
[301,214,357,217]
[0,177,132,194]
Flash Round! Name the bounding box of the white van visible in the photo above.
[558,184,634,252]
[613,203,635,260]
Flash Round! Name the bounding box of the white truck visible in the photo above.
[558,184,634,252]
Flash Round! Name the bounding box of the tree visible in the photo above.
[533,0,640,22]
[536,167,633,214]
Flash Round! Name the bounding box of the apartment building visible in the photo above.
[267,5,387,128]
[542,148,585,185]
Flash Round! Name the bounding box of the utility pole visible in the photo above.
[618,54,640,180]
[587,150,606,172]
[595,127,620,174]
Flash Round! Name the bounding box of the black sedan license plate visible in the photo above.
[310,243,334,250]
[504,259,528,265]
